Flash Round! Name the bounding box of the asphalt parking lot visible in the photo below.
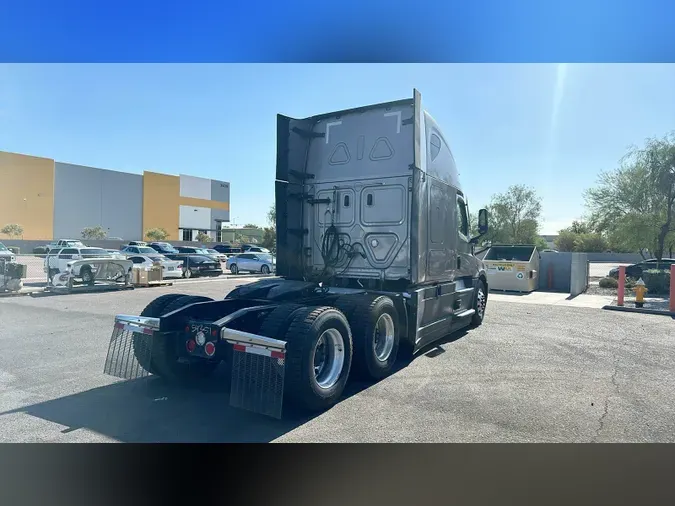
[0,277,673,442]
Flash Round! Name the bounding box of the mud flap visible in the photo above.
[229,343,286,419]
[103,322,153,380]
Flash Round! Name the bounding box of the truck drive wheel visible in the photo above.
[258,304,304,340]
[133,294,218,382]
[342,295,400,381]
[134,293,188,374]
[282,306,353,412]
[470,279,487,327]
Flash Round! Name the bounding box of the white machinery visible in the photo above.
[0,260,27,293]
[49,258,133,292]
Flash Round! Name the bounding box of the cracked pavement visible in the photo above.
[0,279,674,442]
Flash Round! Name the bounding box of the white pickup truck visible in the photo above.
[44,246,114,284]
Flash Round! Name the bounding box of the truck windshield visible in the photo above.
[484,246,534,262]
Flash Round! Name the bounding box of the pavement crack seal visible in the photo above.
[592,338,624,443]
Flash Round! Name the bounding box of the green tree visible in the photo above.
[574,232,608,252]
[261,227,276,250]
[534,236,549,251]
[243,223,261,229]
[585,133,675,260]
[1,223,24,239]
[145,227,170,241]
[267,204,276,227]
[555,230,578,252]
[81,225,107,240]
[484,185,543,244]
[569,220,591,234]
[196,231,212,243]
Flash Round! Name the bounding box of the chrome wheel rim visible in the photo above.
[373,313,395,362]
[312,328,345,390]
[262,265,269,274]
[185,268,192,278]
[476,288,486,319]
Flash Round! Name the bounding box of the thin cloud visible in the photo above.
[550,63,568,140]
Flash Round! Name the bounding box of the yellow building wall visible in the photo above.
[0,151,55,240]
[142,171,230,241]
[178,196,229,211]
[142,171,181,240]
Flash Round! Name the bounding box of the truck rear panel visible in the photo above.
[276,97,416,282]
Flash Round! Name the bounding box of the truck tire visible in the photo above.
[134,293,188,374]
[283,306,353,412]
[230,264,238,275]
[139,294,218,383]
[470,279,487,327]
[258,304,304,340]
[80,265,94,285]
[347,295,400,381]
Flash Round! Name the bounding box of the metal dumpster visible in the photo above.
[483,244,540,292]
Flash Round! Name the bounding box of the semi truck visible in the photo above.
[103,89,490,418]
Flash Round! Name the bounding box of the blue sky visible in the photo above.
[1,64,674,234]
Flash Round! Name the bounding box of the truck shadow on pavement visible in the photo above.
[0,330,468,443]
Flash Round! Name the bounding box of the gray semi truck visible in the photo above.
[103,89,490,418]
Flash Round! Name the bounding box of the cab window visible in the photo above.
[456,198,469,238]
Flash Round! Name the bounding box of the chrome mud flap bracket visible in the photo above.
[222,328,287,419]
[103,315,160,380]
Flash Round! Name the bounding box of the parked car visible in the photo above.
[245,246,270,253]
[175,246,221,263]
[120,245,162,256]
[120,241,148,250]
[148,242,180,255]
[203,248,228,262]
[226,252,275,274]
[179,255,223,278]
[43,247,113,283]
[126,254,184,279]
[106,249,127,259]
[213,244,242,255]
[608,258,675,279]
[0,242,16,263]
[44,239,85,252]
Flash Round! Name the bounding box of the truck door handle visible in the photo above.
[457,257,461,269]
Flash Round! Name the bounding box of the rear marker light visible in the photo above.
[204,342,216,357]
[184,326,190,333]
[186,340,197,352]
[211,329,218,337]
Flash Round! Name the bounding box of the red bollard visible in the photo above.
[617,265,626,307]
[670,265,675,313]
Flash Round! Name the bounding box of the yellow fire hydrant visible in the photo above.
[633,278,648,308]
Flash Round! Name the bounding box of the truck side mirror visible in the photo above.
[478,208,489,235]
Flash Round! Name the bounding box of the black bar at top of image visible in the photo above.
[0,444,674,506]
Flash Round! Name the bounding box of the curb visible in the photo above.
[602,305,675,317]
[0,290,38,298]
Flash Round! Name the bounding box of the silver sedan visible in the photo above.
[226,252,276,275]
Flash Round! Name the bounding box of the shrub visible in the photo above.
[81,225,107,240]
[599,277,618,288]
[642,269,670,295]
[145,227,169,241]
[195,232,212,243]
[1,223,23,239]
